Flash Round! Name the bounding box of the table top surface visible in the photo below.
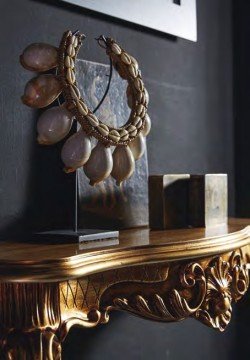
[0,218,250,282]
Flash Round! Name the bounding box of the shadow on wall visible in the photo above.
[0,105,75,240]
[233,288,250,359]
[62,311,237,360]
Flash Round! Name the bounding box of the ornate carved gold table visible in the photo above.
[0,218,250,359]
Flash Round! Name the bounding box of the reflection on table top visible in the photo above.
[0,218,249,282]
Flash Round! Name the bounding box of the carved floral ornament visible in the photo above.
[81,249,249,332]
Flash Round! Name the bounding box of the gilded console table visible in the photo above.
[0,218,250,359]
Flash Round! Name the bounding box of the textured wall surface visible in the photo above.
[0,0,239,359]
[0,0,234,237]
[234,1,250,217]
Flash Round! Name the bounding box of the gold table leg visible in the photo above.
[0,283,61,359]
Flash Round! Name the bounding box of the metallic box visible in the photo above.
[149,174,190,230]
[149,174,228,230]
[189,174,228,227]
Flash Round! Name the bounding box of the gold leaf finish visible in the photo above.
[0,219,249,357]
[0,219,249,282]
[0,283,61,359]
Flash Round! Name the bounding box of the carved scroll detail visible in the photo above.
[195,257,233,331]
[0,250,249,356]
[97,249,249,332]
[57,248,250,337]
[101,263,206,323]
[230,250,249,300]
[196,250,249,331]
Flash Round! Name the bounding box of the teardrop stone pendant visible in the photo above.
[129,133,146,160]
[141,114,151,136]
[37,105,73,145]
[20,43,58,72]
[21,74,62,108]
[61,130,91,172]
[84,142,113,186]
[111,146,135,186]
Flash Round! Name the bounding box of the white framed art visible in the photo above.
[61,0,197,42]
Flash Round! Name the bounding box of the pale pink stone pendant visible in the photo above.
[37,106,73,145]
[20,43,58,72]
[141,114,151,136]
[129,133,146,160]
[84,142,113,186]
[111,146,135,186]
[61,130,92,173]
[21,74,62,108]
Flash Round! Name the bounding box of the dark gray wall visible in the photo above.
[0,0,235,237]
[232,3,250,357]
[0,0,239,359]
[234,1,250,217]
[63,313,238,360]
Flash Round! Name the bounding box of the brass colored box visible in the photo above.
[149,174,190,230]
[189,174,228,227]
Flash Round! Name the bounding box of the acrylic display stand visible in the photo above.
[34,58,119,245]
